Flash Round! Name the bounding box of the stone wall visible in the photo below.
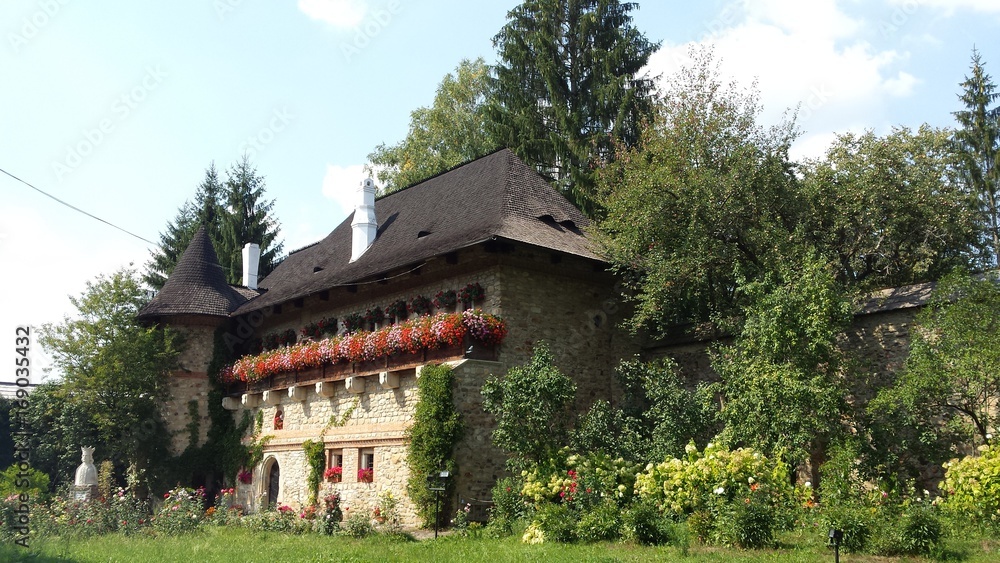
[494,251,639,412]
[238,366,421,525]
[164,322,217,455]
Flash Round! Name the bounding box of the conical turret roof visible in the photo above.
[138,226,254,320]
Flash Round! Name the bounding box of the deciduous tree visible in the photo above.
[482,342,576,471]
[39,268,179,488]
[367,58,497,193]
[878,269,1000,447]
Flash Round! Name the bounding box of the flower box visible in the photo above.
[358,468,373,483]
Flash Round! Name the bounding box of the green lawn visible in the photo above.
[3,526,998,562]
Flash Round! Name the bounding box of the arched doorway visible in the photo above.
[264,458,280,509]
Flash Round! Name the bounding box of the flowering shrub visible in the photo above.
[209,488,242,526]
[343,312,364,333]
[153,487,205,535]
[224,311,508,383]
[263,329,297,350]
[237,469,253,484]
[940,444,1000,530]
[521,451,640,509]
[633,442,805,548]
[322,493,342,534]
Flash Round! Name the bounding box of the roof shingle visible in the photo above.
[235,149,600,314]
[138,226,255,320]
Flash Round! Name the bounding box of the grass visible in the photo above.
[2,525,999,562]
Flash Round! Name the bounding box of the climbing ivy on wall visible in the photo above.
[303,439,325,507]
[406,363,462,527]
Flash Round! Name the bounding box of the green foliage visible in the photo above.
[343,508,375,538]
[621,500,675,546]
[578,357,718,463]
[302,440,325,507]
[486,476,527,537]
[821,504,871,553]
[799,125,981,288]
[596,47,800,331]
[574,499,621,543]
[482,342,576,471]
[712,254,852,466]
[633,442,805,534]
[953,49,1000,263]
[714,488,776,549]
[367,58,497,193]
[520,450,640,509]
[881,270,1000,446]
[533,502,577,543]
[941,444,1000,532]
[488,0,658,216]
[0,464,49,501]
[405,363,462,527]
[97,460,115,501]
[38,268,178,489]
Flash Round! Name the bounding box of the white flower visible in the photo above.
[748,477,755,485]
[714,487,725,495]
[804,481,812,488]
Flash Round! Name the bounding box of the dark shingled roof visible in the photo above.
[138,226,256,320]
[235,149,600,314]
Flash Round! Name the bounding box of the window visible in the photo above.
[358,448,374,483]
[325,449,343,482]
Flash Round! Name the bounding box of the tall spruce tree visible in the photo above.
[144,160,282,289]
[953,49,1000,264]
[487,0,659,216]
[218,156,283,285]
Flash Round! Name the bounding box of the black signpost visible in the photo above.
[427,470,450,539]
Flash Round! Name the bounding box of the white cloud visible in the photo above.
[646,0,916,158]
[297,0,367,28]
[320,163,366,218]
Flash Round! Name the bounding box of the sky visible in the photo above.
[2,0,999,384]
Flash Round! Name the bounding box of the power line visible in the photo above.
[0,166,157,246]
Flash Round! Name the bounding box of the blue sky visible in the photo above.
[2,0,999,382]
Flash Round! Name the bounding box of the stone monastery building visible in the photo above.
[137,148,928,525]
[138,149,639,525]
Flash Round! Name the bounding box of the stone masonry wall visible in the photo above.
[494,251,639,413]
[238,367,421,525]
[164,322,216,455]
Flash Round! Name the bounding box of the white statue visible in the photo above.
[74,446,98,487]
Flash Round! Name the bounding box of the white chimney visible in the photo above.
[350,178,377,262]
[242,242,260,289]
